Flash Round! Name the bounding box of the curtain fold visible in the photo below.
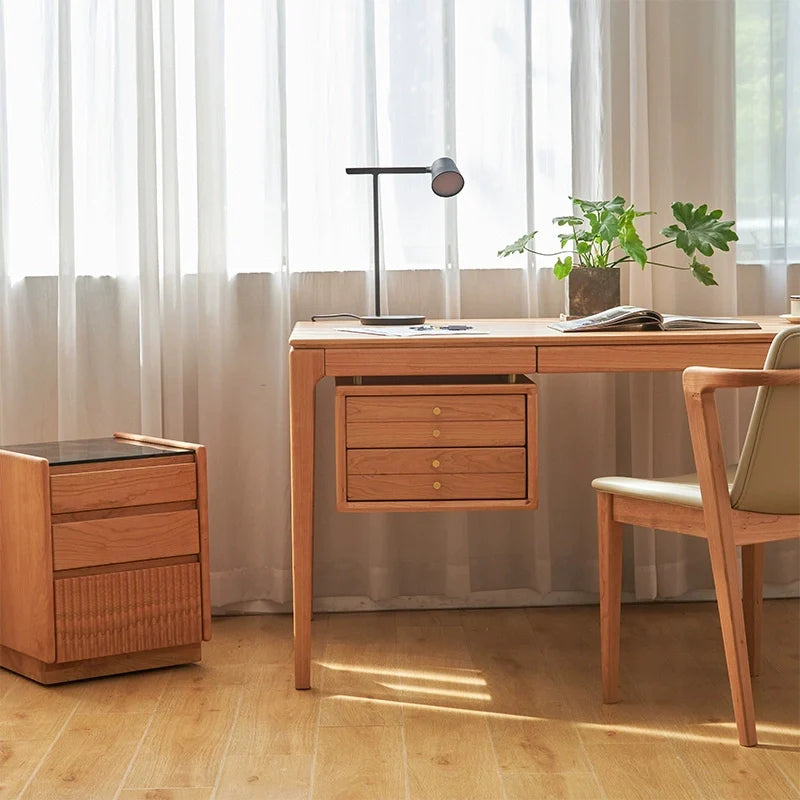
[0,1,796,615]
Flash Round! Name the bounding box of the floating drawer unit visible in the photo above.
[0,433,211,684]
[335,377,537,511]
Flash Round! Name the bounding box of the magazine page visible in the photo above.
[548,306,663,333]
[660,315,761,331]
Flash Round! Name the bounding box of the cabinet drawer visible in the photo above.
[346,421,525,448]
[347,447,526,475]
[54,562,202,662]
[50,463,197,513]
[346,394,525,422]
[348,473,527,501]
[52,510,200,571]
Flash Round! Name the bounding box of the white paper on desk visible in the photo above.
[337,326,488,337]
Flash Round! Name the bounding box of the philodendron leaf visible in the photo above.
[661,202,738,257]
[619,219,647,266]
[596,212,620,243]
[553,215,584,227]
[498,231,537,257]
[690,258,718,286]
[553,255,573,280]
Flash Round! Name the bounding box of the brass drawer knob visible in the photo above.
[432,407,441,416]
[432,459,440,469]
[432,429,440,438]
[433,481,441,490]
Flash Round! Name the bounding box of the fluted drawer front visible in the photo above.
[346,421,525,448]
[50,463,197,513]
[55,563,202,662]
[346,394,525,422]
[347,447,526,475]
[348,473,526,501]
[52,510,200,571]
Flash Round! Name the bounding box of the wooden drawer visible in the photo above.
[54,562,202,662]
[50,463,197,513]
[347,447,526,475]
[348,473,527,501]
[52,510,200,571]
[346,421,526,448]
[346,394,525,422]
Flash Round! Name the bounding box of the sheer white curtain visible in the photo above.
[0,1,796,615]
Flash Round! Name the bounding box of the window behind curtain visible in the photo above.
[1,1,572,279]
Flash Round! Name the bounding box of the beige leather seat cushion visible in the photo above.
[591,467,738,508]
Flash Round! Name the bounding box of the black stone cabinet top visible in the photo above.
[0,437,193,466]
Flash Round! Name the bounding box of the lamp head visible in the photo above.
[430,157,464,197]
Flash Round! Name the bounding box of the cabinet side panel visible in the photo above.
[0,451,55,661]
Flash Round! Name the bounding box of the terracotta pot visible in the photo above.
[566,267,621,317]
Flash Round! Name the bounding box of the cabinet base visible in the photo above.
[0,643,202,684]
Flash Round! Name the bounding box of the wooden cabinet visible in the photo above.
[0,433,211,684]
[335,377,537,511]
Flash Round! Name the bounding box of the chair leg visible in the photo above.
[598,492,623,704]
[707,535,758,746]
[741,543,764,678]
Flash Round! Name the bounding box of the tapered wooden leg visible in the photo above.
[290,347,325,690]
[741,543,764,677]
[598,492,623,704]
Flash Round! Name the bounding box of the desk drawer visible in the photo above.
[346,394,525,422]
[347,421,526,448]
[348,473,527,501]
[52,510,200,571]
[50,463,197,513]
[54,562,202,662]
[347,447,526,475]
[335,378,538,511]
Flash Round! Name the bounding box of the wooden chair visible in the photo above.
[592,326,800,746]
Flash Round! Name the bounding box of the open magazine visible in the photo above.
[549,306,761,333]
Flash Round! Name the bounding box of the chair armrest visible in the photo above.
[683,367,800,395]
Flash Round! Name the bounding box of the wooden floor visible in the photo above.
[0,601,798,800]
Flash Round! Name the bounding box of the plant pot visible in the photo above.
[566,267,620,317]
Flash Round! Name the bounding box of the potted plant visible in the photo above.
[498,196,738,317]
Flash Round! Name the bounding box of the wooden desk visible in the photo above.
[289,317,785,689]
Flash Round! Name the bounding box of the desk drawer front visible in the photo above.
[54,562,202,662]
[52,510,200,571]
[346,395,525,422]
[348,473,527,501]
[50,463,197,514]
[347,447,526,475]
[347,421,525,448]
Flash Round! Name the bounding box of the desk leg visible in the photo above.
[290,347,325,690]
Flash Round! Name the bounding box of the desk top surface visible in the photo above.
[289,317,788,349]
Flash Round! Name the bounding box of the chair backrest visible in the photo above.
[730,327,800,514]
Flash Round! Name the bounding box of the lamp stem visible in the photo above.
[372,173,381,317]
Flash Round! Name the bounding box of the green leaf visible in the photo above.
[690,258,718,286]
[553,256,573,280]
[573,196,626,216]
[595,213,620,243]
[553,215,584,227]
[618,219,647,266]
[661,202,738,257]
[498,231,537,258]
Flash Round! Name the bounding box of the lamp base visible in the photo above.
[360,314,426,326]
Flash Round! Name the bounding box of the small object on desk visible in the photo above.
[780,313,800,325]
[550,305,761,332]
[791,295,800,316]
[411,324,473,331]
[338,325,485,337]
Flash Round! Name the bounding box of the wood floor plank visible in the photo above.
[226,665,318,757]
[0,739,54,799]
[488,717,591,773]
[0,680,78,740]
[403,708,504,800]
[19,712,150,799]
[215,754,312,800]
[117,790,213,799]
[312,725,405,800]
[124,684,240,789]
[583,741,703,800]
[501,770,604,800]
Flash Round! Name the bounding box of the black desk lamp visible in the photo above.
[345,157,464,325]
